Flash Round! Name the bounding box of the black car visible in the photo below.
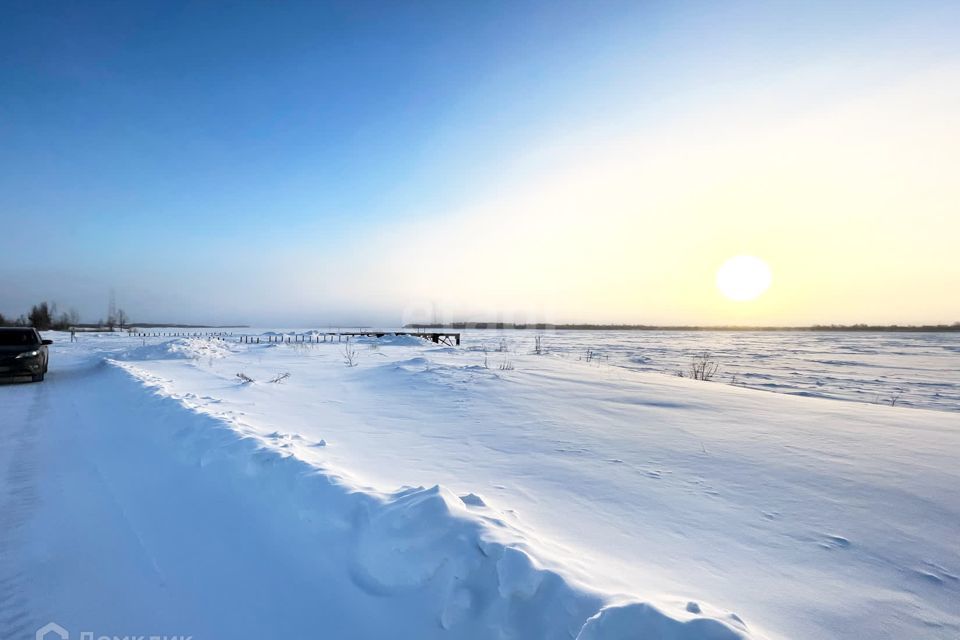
[0,327,52,382]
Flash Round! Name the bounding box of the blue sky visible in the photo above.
[2,1,958,325]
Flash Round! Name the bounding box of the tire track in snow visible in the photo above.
[0,380,50,639]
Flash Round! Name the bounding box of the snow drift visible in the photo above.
[111,359,757,639]
[6,331,958,640]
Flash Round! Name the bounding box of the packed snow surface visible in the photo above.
[1,330,958,640]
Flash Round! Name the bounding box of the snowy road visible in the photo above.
[2,333,958,639]
[0,359,432,640]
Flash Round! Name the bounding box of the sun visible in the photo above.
[716,255,772,301]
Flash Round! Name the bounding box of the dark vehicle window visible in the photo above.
[0,329,40,346]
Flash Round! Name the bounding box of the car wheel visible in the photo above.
[32,373,45,382]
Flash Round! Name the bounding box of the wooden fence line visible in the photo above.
[126,330,460,346]
[128,331,233,339]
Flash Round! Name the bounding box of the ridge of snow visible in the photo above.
[110,358,758,639]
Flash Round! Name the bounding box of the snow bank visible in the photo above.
[112,360,758,640]
[114,336,235,362]
[353,333,428,347]
[166,336,235,360]
[578,603,749,640]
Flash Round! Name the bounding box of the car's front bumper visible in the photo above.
[0,357,44,377]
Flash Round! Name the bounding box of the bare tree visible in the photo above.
[533,334,544,355]
[343,340,358,367]
[689,351,719,381]
[54,311,71,330]
[116,308,129,331]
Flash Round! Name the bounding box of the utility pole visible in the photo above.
[107,288,117,330]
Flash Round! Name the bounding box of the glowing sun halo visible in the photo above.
[716,256,772,302]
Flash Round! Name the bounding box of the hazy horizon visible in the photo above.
[3,1,958,327]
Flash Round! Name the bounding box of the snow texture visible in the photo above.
[1,329,958,640]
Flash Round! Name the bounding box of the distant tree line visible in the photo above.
[0,301,129,331]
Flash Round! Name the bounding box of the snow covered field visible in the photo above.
[457,330,960,412]
[2,330,958,640]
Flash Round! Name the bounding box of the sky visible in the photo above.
[1,0,958,326]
